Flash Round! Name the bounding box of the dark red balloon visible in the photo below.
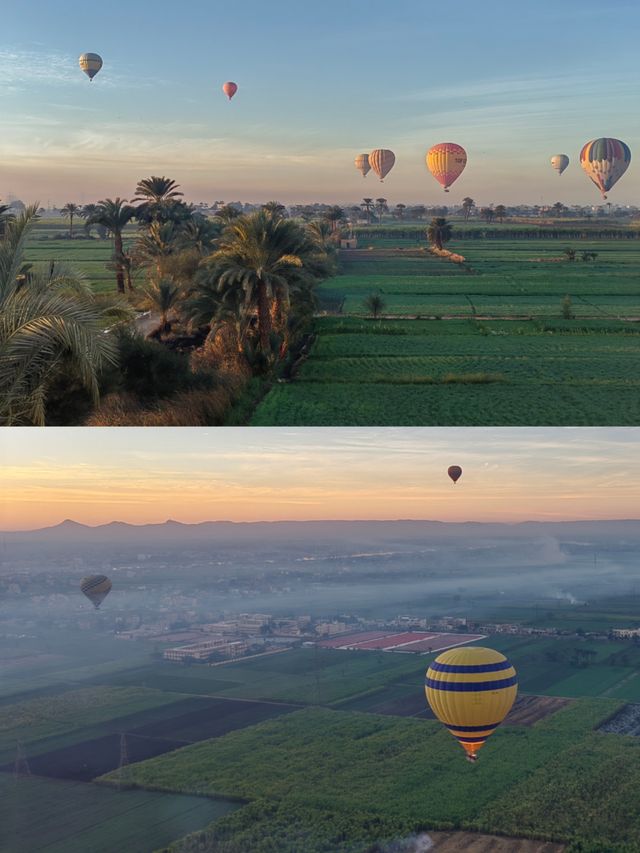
[222,81,238,100]
[448,465,462,484]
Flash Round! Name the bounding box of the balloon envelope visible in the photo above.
[427,143,467,192]
[369,149,395,182]
[79,53,103,81]
[580,138,631,199]
[447,465,462,484]
[550,154,569,175]
[223,81,238,100]
[355,154,371,177]
[425,646,517,760]
[80,575,112,609]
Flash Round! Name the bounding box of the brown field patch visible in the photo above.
[429,831,565,852]
[505,695,570,726]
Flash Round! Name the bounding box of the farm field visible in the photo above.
[5,696,296,781]
[23,219,137,295]
[253,235,640,426]
[107,700,640,851]
[0,773,238,853]
[318,629,486,651]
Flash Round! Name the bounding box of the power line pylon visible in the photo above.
[117,732,131,790]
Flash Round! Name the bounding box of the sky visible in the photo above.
[0,0,638,206]
[1,427,638,530]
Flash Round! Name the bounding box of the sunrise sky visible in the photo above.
[1,0,638,206]
[1,427,638,530]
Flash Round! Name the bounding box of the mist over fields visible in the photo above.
[2,518,639,621]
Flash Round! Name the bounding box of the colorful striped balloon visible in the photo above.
[80,575,112,609]
[579,138,631,199]
[369,149,396,182]
[426,143,467,192]
[425,646,517,761]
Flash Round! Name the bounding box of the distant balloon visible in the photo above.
[369,149,395,182]
[447,465,462,484]
[222,81,238,101]
[80,575,112,610]
[550,154,569,175]
[78,53,103,81]
[580,138,631,200]
[425,646,518,761]
[355,154,371,178]
[426,143,467,192]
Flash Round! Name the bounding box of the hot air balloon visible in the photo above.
[355,154,371,178]
[80,575,112,609]
[78,53,103,81]
[550,154,569,176]
[426,143,467,192]
[369,149,395,182]
[222,81,238,101]
[447,465,462,484]
[580,138,631,200]
[425,646,517,762]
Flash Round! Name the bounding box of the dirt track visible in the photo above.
[429,832,564,852]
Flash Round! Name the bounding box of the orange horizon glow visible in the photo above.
[1,427,639,532]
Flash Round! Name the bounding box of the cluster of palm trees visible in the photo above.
[0,179,336,424]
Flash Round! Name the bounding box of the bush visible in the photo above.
[103,330,213,401]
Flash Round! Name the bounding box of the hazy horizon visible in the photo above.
[2,0,639,206]
[2,427,638,529]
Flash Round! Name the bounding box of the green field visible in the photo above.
[102,701,640,851]
[0,773,237,853]
[23,218,137,295]
[253,235,640,425]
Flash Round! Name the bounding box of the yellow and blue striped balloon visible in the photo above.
[425,646,517,761]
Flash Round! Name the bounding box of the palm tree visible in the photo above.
[395,203,406,220]
[132,176,183,205]
[79,204,99,237]
[552,202,566,218]
[363,293,386,318]
[461,197,475,221]
[307,219,334,249]
[262,201,287,219]
[61,203,81,238]
[0,202,15,238]
[361,198,375,225]
[138,279,182,337]
[132,176,187,225]
[323,206,344,232]
[178,216,221,256]
[0,207,126,425]
[427,217,453,251]
[90,198,136,294]
[375,198,388,223]
[208,211,319,354]
[133,221,180,282]
[480,207,495,223]
[214,204,242,224]
[495,204,507,223]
